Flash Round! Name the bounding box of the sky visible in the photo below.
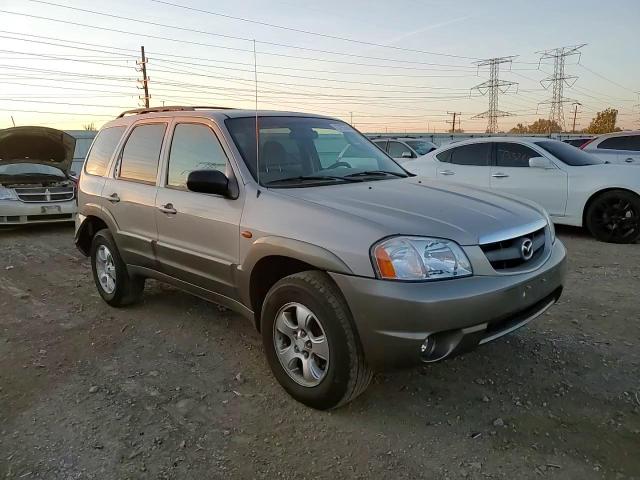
[1,0,639,132]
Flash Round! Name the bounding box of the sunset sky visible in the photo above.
[1,0,638,132]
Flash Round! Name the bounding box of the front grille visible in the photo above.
[480,227,546,271]
[14,186,75,203]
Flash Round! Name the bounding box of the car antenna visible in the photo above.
[253,39,261,197]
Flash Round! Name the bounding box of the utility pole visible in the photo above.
[137,46,150,108]
[571,102,581,133]
[10,115,15,127]
[446,111,461,133]
[537,44,585,131]
[471,57,518,133]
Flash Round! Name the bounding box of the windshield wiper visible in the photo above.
[265,175,363,186]
[344,170,407,178]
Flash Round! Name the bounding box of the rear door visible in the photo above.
[102,120,167,268]
[591,136,631,164]
[435,142,491,187]
[490,142,567,216]
[614,135,640,164]
[154,120,243,299]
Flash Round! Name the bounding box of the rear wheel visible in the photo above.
[90,229,145,306]
[586,190,640,243]
[261,271,372,410]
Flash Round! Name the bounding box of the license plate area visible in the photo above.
[41,205,62,214]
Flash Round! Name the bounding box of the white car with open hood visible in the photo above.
[402,137,640,243]
[0,126,78,225]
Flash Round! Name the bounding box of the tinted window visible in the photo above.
[598,136,629,150]
[373,140,388,152]
[388,141,412,158]
[496,142,539,167]
[624,135,640,151]
[167,124,228,190]
[535,140,602,166]
[436,149,452,163]
[449,143,491,166]
[119,124,166,184]
[84,126,125,176]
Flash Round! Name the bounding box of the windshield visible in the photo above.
[225,116,408,186]
[405,140,435,156]
[535,140,603,166]
[0,163,65,177]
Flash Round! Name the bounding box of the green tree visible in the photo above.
[584,108,621,134]
[509,119,561,134]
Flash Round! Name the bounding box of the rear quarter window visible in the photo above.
[84,126,125,176]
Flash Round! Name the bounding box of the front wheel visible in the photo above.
[585,190,640,243]
[261,271,372,410]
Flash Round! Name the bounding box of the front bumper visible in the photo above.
[330,240,567,370]
[0,200,76,225]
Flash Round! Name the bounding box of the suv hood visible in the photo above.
[278,177,546,245]
[0,126,76,174]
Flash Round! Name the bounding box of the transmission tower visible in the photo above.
[537,44,586,130]
[471,57,518,133]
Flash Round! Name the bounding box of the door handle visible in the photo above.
[107,193,120,203]
[491,173,509,178]
[625,158,634,163]
[439,170,455,176]
[158,203,177,215]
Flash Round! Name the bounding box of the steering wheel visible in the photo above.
[326,161,352,169]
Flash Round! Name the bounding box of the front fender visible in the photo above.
[235,235,354,308]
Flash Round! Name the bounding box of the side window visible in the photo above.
[118,123,166,184]
[388,141,411,158]
[598,136,629,150]
[373,140,388,152]
[167,123,228,190]
[625,135,640,151]
[495,142,539,167]
[449,143,491,166]
[435,149,452,163]
[84,126,125,176]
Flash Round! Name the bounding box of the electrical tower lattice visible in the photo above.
[471,57,518,134]
[537,44,586,131]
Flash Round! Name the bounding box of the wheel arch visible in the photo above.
[75,211,114,256]
[239,236,354,331]
[582,187,640,227]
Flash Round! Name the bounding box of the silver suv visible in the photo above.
[76,107,566,409]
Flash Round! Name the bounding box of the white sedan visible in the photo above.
[402,137,640,243]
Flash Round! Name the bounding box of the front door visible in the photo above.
[490,142,567,216]
[102,121,167,268]
[435,142,492,188]
[155,121,243,300]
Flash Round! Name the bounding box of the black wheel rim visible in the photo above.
[591,196,639,242]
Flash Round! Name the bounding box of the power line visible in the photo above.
[145,0,482,60]
[537,44,585,130]
[10,4,480,68]
[471,57,518,133]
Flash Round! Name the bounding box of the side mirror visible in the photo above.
[186,170,230,196]
[401,151,413,159]
[529,156,554,169]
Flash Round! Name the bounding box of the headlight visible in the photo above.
[0,187,18,201]
[542,210,555,244]
[372,236,472,281]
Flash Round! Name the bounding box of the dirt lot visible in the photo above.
[0,224,638,480]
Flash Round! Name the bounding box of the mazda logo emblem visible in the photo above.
[520,238,534,261]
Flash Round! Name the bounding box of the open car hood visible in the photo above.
[0,126,76,174]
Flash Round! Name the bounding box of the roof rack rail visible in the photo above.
[116,106,235,118]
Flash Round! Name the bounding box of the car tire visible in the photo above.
[585,190,640,244]
[90,229,145,307]
[261,271,372,410]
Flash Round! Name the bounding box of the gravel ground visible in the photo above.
[0,224,639,480]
